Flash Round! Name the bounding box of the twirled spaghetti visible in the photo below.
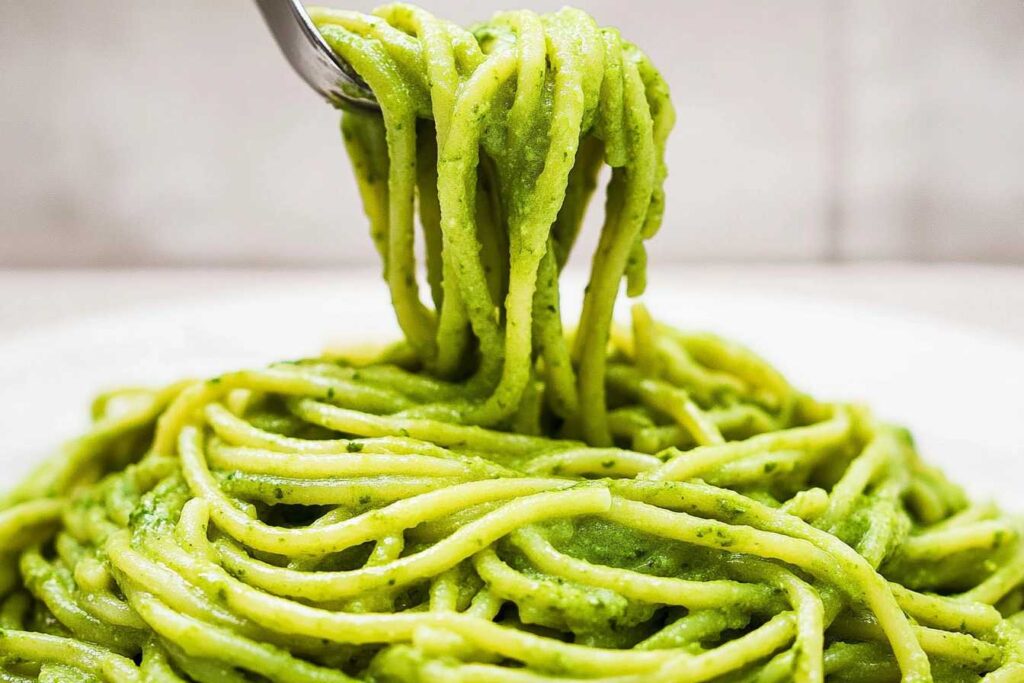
[1,4,1022,682]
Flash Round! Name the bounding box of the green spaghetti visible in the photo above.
[1,4,1022,682]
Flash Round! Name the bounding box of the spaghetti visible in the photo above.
[1,4,1022,682]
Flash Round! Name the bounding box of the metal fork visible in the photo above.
[254,0,378,109]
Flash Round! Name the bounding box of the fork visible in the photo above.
[254,0,378,109]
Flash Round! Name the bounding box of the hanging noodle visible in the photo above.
[1,4,1022,682]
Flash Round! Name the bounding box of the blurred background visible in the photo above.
[1,0,1022,267]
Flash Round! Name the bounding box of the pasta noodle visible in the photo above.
[1,4,1022,682]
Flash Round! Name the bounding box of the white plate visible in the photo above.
[1,275,1022,506]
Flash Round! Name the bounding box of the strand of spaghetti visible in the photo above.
[107,533,319,653]
[162,641,251,683]
[629,304,658,375]
[827,612,1003,671]
[252,365,418,409]
[532,246,579,418]
[206,445,484,478]
[736,560,824,683]
[427,567,462,612]
[19,548,141,655]
[433,47,519,384]
[887,583,1001,634]
[649,612,796,683]
[984,664,1024,683]
[180,425,570,554]
[612,402,779,453]
[854,476,909,569]
[153,365,424,456]
[654,337,746,406]
[0,500,63,550]
[471,546,636,631]
[162,503,715,675]
[905,471,955,525]
[211,486,611,599]
[781,487,830,521]
[204,403,453,456]
[575,52,657,446]
[38,663,98,682]
[498,11,546,152]
[635,609,747,651]
[703,449,808,488]
[419,612,794,683]
[662,330,794,412]
[754,641,900,683]
[606,486,931,680]
[902,520,1018,561]
[338,105,391,272]
[302,363,465,403]
[135,534,681,675]
[0,631,139,683]
[111,544,352,663]
[927,500,1001,532]
[509,526,780,611]
[0,592,31,630]
[606,366,724,446]
[634,47,673,239]
[218,474,472,506]
[319,25,436,361]
[128,592,354,683]
[376,7,464,143]
[288,398,569,454]
[309,9,429,90]
[815,429,899,531]
[651,483,925,622]
[464,588,502,620]
[601,499,845,585]
[138,639,187,682]
[459,9,592,425]
[961,542,1024,604]
[343,534,406,611]
[647,405,851,482]
[522,448,663,478]
[74,588,145,632]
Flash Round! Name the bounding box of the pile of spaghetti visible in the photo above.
[1,4,1022,682]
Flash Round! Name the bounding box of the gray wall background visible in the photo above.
[1,0,1022,267]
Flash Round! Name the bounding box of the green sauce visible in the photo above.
[0,5,1021,683]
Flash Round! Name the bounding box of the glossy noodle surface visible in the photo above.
[1,4,1021,682]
